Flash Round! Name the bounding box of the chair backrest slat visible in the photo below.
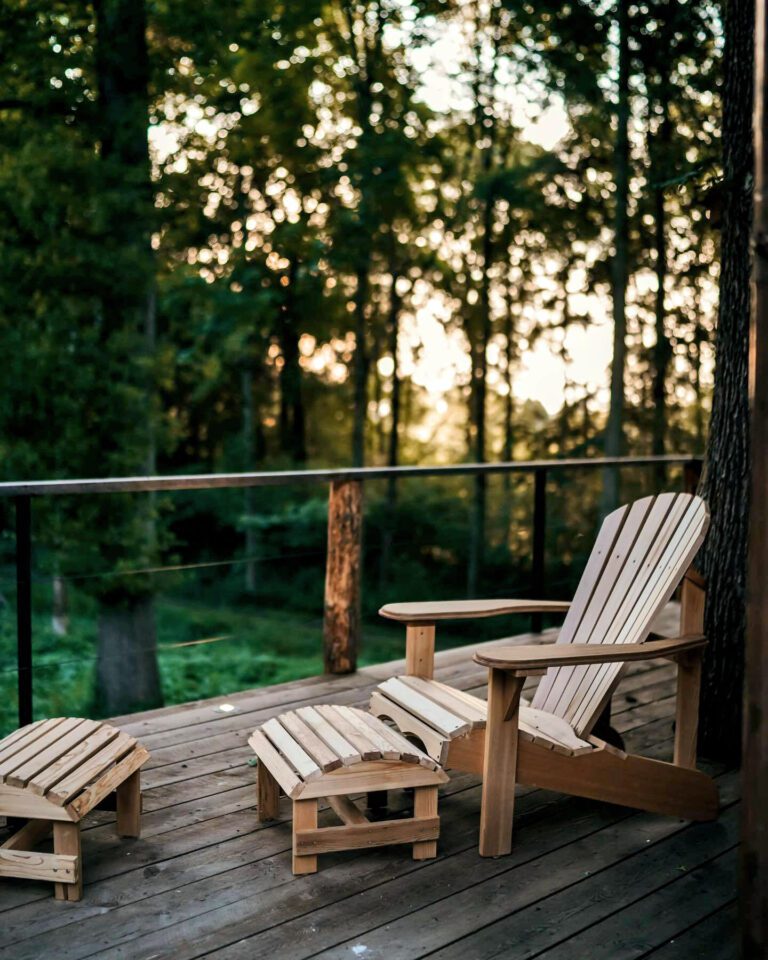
[542,493,681,722]
[531,492,709,737]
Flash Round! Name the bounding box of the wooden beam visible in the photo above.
[116,770,142,838]
[745,1,768,952]
[323,479,363,674]
[53,822,81,901]
[0,848,78,885]
[405,624,436,678]
[479,671,525,857]
[294,816,439,856]
[0,819,51,851]
[475,634,706,671]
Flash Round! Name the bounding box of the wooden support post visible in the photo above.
[405,624,435,678]
[116,770,141,838]
[412,785,438,860]
[53,822,81,901]
[674,568,706,768]
[479,670,525,857]
[292,799,318,875]
[257,761,280,822]
[323,480,363,674]
[681,567,706,634]
[674,650,703,768]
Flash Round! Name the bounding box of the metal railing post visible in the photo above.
[531,468,547,633]
[15,495,33,728]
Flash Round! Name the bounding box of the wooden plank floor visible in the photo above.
[0,620,738,960]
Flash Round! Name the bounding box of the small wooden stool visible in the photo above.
[249,704,448,874]
[0,718,150,901]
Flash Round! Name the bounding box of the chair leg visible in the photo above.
[479,670,525,857]
[257,762,280,822]
[412,785,438,860]
[53,822,82,901]
[292,799,318,875]
[116,770,142,838]
[674,649,702,768]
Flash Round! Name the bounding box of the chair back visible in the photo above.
[531,492,709,737]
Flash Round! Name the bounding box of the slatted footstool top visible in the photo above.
[0,718,149,821]
[249,704,448,874]
[0,718,150,900]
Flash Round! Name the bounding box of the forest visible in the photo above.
[0,0,722,735]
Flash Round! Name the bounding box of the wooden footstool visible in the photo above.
[249,705,448,874]
[0,718,150,901]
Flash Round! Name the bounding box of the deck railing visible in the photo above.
[0,454,702,727]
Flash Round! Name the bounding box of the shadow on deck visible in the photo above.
[0,617,738,960]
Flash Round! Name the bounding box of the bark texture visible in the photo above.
[323,480,363,674]
[96,595,162,714]
[742,0,768,952]
[94,0,162,712]
[698,0,754,760]
[600,0,631,515]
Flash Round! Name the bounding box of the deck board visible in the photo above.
[0,618,738,959]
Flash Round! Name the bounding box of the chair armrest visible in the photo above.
[379,599,572,623]
[474,634,706,674]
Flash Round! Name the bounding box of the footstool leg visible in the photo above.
[412,785,438,861]
[257,762,280,822]
[116,770,142,838]
[53,822,82,901]
[366,790,388,819]
[292,799,318,875]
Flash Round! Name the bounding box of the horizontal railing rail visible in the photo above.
[0,454,700,497]
[3,454,703,728]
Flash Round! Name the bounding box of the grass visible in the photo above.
[0,589,411,738]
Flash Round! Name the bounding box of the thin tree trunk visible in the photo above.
[351,266,369,467]
[500,281,516,549]
[242,366,258,593]
[698,0,754,760]
[600,0,631,515]
[467,6,498,597]
[379,269,401,589]
[278,259,307,463]
[650,104,672,487]
[52,574,69,637]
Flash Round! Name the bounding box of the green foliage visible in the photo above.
[0,0,721,716]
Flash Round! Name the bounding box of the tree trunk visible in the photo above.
[698,0,754,761]
[467,13,497,597]
[351,266,369,467]
[501,282,515,542]
[600,0,631,515]
[277,259,307,463]
[744,0,768,947]
[242,366,258,594]
[94,0,162,713]
[96,595,162,715]
[52,574,69,638]
[379,269,401,589]
[650,98,672,487]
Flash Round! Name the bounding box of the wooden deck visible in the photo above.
[0,620,738,960]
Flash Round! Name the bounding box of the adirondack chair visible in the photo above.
[370,492,718,853]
